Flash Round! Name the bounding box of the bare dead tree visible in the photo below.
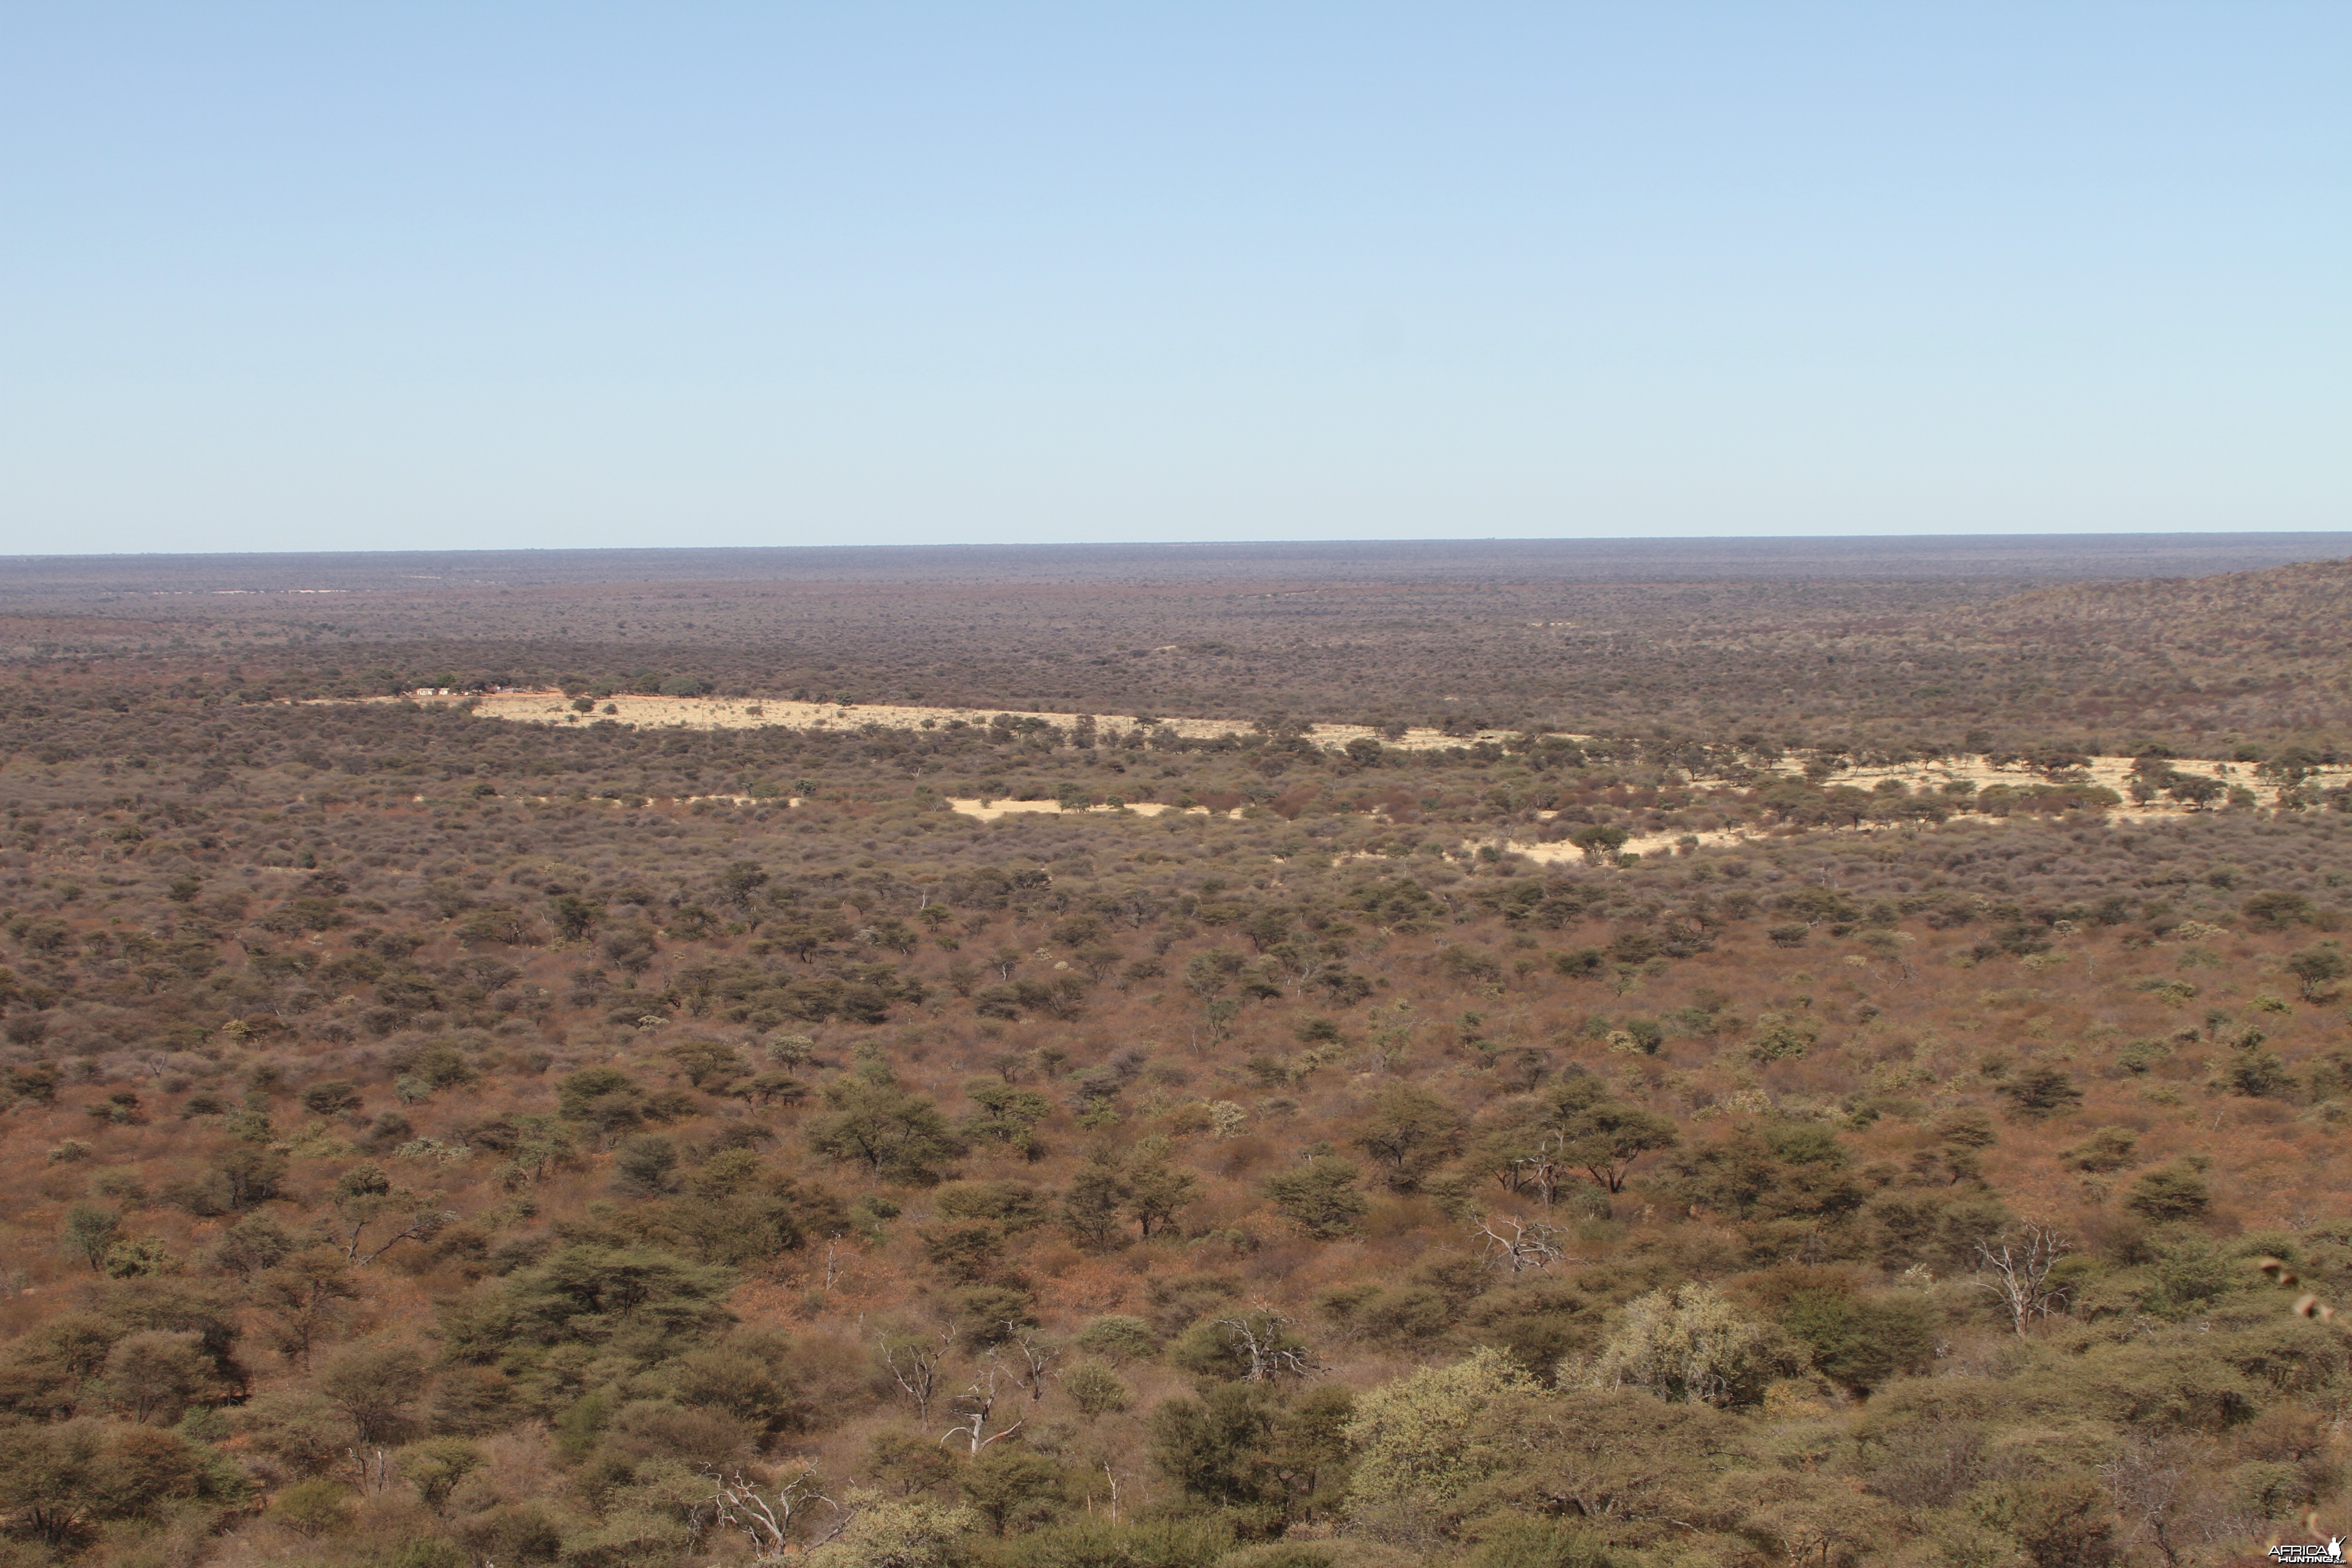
[708,1465,854,1562]
[1505,1134,1568,1208]
[334,1191,456,1267]
[941,1352,1025,1455]
[2102,1436,2197,1568]
[821,1234,846,1293]
[1476,1214,1566,1274]
[1269,944,1331,999]
[879,1326,953,1425]
[346,1446,392,1494]
[1006,1328,1063,1402]
[1211,1307,1319,1383]
[1970,1223,2073,1337]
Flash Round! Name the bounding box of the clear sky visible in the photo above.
[3,4,2345,554]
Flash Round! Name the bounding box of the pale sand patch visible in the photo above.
[1544,825,1765,862]
[946,798,1239,822]
[1461,755,2350,866]
[1480,820,1990,866]
[511,793,797,809]
[1764,754,2350,818]
[960,762,2345,862]
[365,690,1562,753]
[348,692,2348,856]
[356,692,2345,808]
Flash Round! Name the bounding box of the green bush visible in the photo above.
[2126,1162,2211,1221]
[1073,1316,1158,1364]
[1459,1518,1626,1568]
[273,1477,353,1537]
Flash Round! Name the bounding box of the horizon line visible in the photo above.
[9,528,2352,566]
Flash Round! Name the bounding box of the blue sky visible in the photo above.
[3,3,2345,553]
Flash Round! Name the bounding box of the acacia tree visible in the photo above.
[2286,945,2346,1001]
[1571,825,1630,864]
[328,1164,454,1266]
[807,1077,964,1183]
[1355,1085,1464,1192]
[1061,1161,1129,1250]
[1121,1143,1199,1238]
[1550,1090,1678,1194]
[1186,948,1245,1046]
[59,1202,119,1273]
[1264,1160,1369,1238]
[1552,1081,1684,1189]
[316,1340,428,1448]
[255,1249,362,1367]
[101,1330,224,1424]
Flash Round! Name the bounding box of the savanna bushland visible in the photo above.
[2,539,2350,1568]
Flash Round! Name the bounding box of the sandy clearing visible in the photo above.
[949,764,2348,870]
[348,692,2345,804]
[945,798,1245,822]
[1479,819,2014,866]
[293,789,795,817]
[1759,754,2351,818]
[1788,753,2248,795]
[339,692,2345,857]
[366,690,1559,753]
[528,792,799,809]
[951,793,2033,868]
[1514,825,1767,863]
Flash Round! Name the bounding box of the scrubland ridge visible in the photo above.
[0,550,2348,1568]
